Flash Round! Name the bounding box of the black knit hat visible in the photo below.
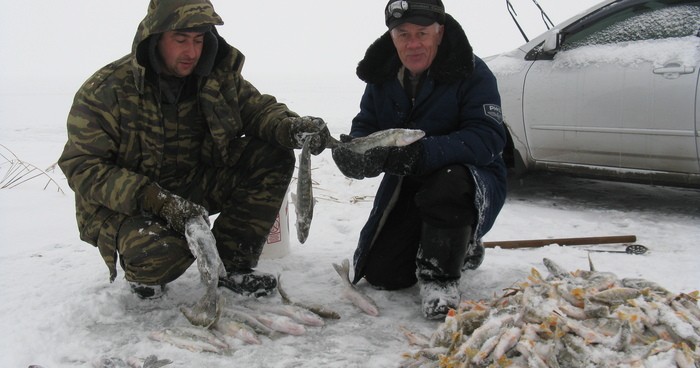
[385,0,446,30]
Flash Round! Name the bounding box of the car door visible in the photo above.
[522,0,700,175]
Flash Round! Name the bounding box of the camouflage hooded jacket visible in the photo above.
[58,0,296,256]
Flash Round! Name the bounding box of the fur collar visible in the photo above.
[356,14,474,84]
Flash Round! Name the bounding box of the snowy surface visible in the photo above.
[2,111,699,367]
[1,1,699,367]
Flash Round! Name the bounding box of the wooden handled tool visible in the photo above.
[483,235,637,249]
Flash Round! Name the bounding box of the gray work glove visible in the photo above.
[276,116,331,154]
[141,184,209,234]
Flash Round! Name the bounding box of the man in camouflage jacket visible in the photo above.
[58,0,330,298]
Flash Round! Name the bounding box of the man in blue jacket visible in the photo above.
[332,0,507,319]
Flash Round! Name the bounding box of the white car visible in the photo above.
[486,0,700,188]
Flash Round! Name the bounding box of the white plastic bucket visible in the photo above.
[261,191,290,259]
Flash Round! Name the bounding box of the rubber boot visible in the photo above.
[416,223,471,320]
[463,240,485,271]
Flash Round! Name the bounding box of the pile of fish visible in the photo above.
[399,258,700,367]
[149,274,341,353]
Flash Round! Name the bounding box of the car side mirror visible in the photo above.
[525,30,560,61]
[542,30,560,52]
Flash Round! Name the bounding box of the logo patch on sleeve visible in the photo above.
[484,104,503,124]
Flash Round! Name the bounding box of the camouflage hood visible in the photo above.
[132,0,223,54]
[130,0,224,90]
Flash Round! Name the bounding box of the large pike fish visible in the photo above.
[180,217,226,328]
[332,259,379,317]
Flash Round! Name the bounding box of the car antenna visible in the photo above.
[506,0,529,42]
[531,0,555,30]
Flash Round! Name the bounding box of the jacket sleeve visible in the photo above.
[202,46,298,150]
[227,66,298,147]
[58,75,151,216]
[421,58,507,172]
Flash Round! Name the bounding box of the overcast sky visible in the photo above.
[0,0,603,93]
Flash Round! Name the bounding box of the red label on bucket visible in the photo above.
[267,213,282,244]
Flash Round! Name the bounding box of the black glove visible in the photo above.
[331,134,364,179]
[276,116,331,155]
[331,134,385,179]
[332,136,424,179]
[381,141,425,176]
[332,146,368,179]
[141,184,209,234]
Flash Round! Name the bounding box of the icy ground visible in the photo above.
[1,142,698,367]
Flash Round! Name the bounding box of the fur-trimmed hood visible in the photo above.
[356,14,474,84]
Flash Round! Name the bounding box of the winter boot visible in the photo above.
[130,282,166,300]
[419,279,461,320]
[416,223,471,320]
[463,239,485,270]
[218,269,277,297]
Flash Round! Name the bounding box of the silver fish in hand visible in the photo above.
[328,128,425,154]
[179,282,223,329]
[181,217,226,327]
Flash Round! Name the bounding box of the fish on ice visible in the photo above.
[278,273,341,320]
[148,327,229,354]
[90,355,172,368]
[212,319,261,345]
[224,305,305,336]
[332,259,379,317]
[244,302,325,327]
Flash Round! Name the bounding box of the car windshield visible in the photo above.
[562,3,700,50]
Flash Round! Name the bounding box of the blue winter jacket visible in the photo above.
[350,15,508,283]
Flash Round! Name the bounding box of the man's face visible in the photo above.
[390,23,444,77]
[157,31,205,77]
